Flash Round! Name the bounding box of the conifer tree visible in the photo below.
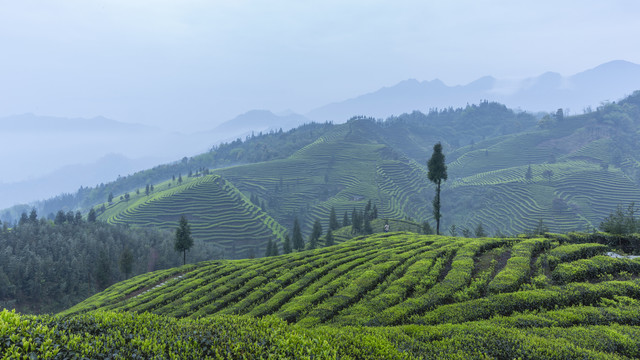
[363,216,373,235]
[265,238,274,257]
[283,234,292,254]
[525,164,533,181]
[174,215,194,265]
[343,211,350,227]
[308,219,322,250]
[329,206,339,230]
[325,228,335,247]
[422,221,433,234]
[292,218,304,250]
[87,208,97,223]
[427,142,448,235]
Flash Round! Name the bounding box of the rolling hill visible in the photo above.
[23,231,638,358]
[97,174,286,259]
[7,92,640,259]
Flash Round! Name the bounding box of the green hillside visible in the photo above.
[63,233,640,325]
[15,93,640,257]
[8,232,637,358]
[97,174,286,258]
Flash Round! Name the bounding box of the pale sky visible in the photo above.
[2,0,640,131]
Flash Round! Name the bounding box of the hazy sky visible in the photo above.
[2,0,640,131]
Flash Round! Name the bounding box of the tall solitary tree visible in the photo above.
[427,142,448,235]
[174,215,194,265]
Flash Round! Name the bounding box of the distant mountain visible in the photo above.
[0,113,157,133]
[306,60,640,122]
[210,110,310,140]
[0,154,162,210]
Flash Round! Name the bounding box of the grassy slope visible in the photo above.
[29,232,640,359]
[97,174,286,258]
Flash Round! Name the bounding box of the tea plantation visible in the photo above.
[4,232,639,358]
[98,174,286,258]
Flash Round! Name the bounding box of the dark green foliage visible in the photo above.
[283,234,292,254]
[421,221,433,235]
[265,238,274,257]
[427,142,447,235]
[174,216,194,265]
[87,208,97,222]
[308,220,322,250]
[0,217,202,313]
[119,247,134,279]
[474,223,486,237]
[363,216,373,235]
[329,207,339,231]
[325,228,334,247]
[342,211,350,227]
[600,203,639,235]
[54,210,66,225]
[96,250,111,290]
[292,218,304,250]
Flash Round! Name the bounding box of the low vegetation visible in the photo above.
[3,231,640,358]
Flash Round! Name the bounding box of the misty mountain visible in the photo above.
[210,110,310,139]
[0,154,163,210]
[306,60,640,122]
[0,114,155,133]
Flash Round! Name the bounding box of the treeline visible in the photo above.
[0,211,221,314]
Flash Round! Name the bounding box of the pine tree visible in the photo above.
[427,142,448,235]
[329,206,339,230]
[363,216,373,235]
[292,218,304,250]
[174,215,194,265]
[265,238,274,257]
[28,209,38,223]
[87,208,97,223]
[422,221,433,234]
[283,234,292,254]
[308,219,323,249]
[474,223,486,237]
[525,164,533,181]
[343,211,350,227]
[325,228,335,247]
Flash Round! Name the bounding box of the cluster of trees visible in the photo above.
[600,203,640,235]
[0,210,218,314]
[266,202,381,258]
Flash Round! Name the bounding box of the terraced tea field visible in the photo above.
[4,232,640,358]
[99,175,286,258]
[64,232,640,326]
